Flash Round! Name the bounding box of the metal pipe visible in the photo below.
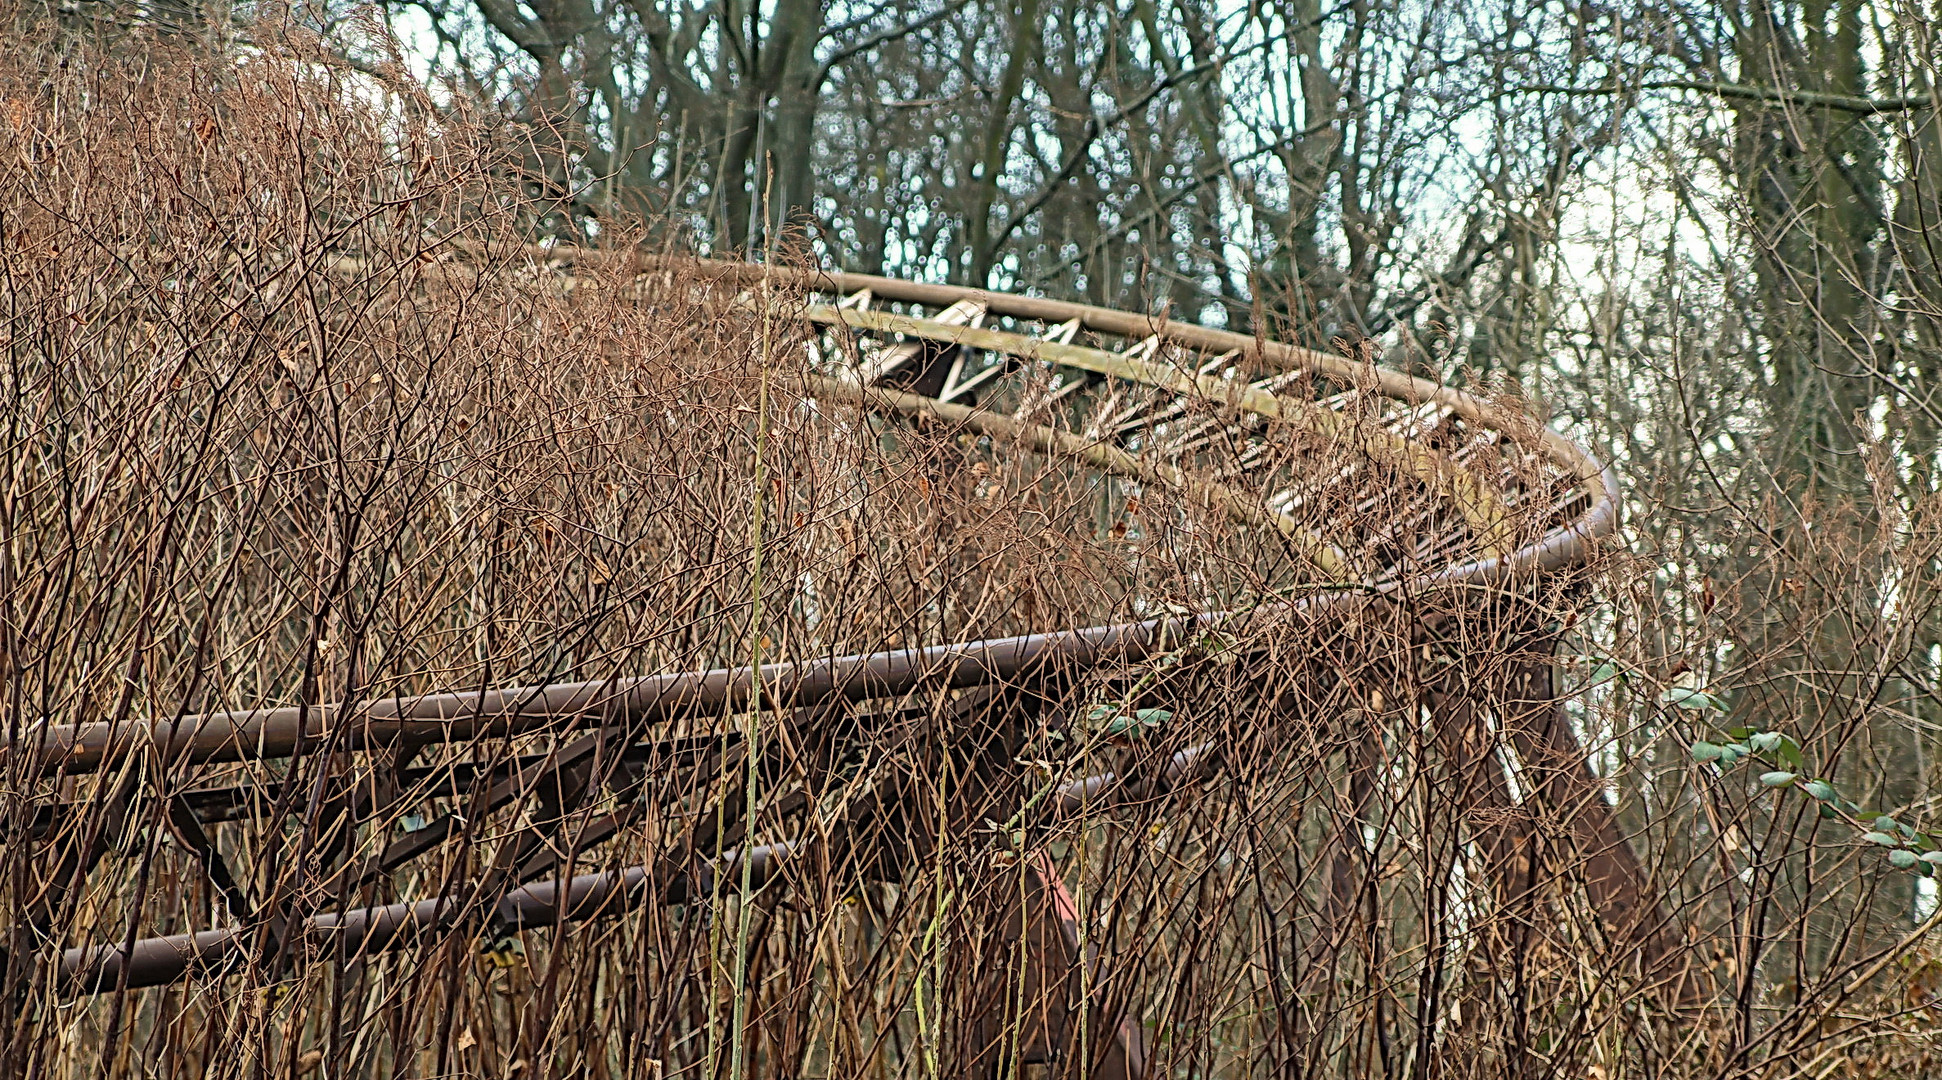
[1053,741,1216,814]
[18,621,1160,776]
[14,445,1615,779]
[58,842,795,995]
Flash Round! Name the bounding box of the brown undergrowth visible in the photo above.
[3,23,1941,1080]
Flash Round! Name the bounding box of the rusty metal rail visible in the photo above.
[16,259,1619,778]
[7,261,1638,1074]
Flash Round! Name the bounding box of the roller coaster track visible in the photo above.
[6,258,1644,1076]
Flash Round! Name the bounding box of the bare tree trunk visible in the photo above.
[964,0,1040,286]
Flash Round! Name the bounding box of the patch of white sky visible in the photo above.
[380,6,443,87]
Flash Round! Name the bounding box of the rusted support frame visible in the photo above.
[50,710,1218,999]
[802,306,1513,557]
[968,851,1147,1080]
[1492,638,1691,1001]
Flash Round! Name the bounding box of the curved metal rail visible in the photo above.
[16,257,1618,776]
[11,260,1643,1054]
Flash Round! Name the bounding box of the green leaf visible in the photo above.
[1717,744,1745,767]
[1197,631,1239,664]
[1727,726,1758,740]
[1919,851,1942,867]
[1749,732,1783,754]
[1759,771,1797,788]
[1864,831,1901,847]
[1662,687,1725,711]
[1085,703,1120,723]
[1819,803,1840,820]
[1096,707,1171,740]
[1691,741,1725,764]
[1875,815,1901,833]
[1803,780,1838,802]
[1590,662,1617,684]
[1777,737,1804,769]
[1891,849,1920,869]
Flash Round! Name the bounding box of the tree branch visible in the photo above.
[1523,79,1935,115]
[469,0,549,57]
[817,0,975,85]
[980,40,1272,269]
[1023,133,1303,288]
